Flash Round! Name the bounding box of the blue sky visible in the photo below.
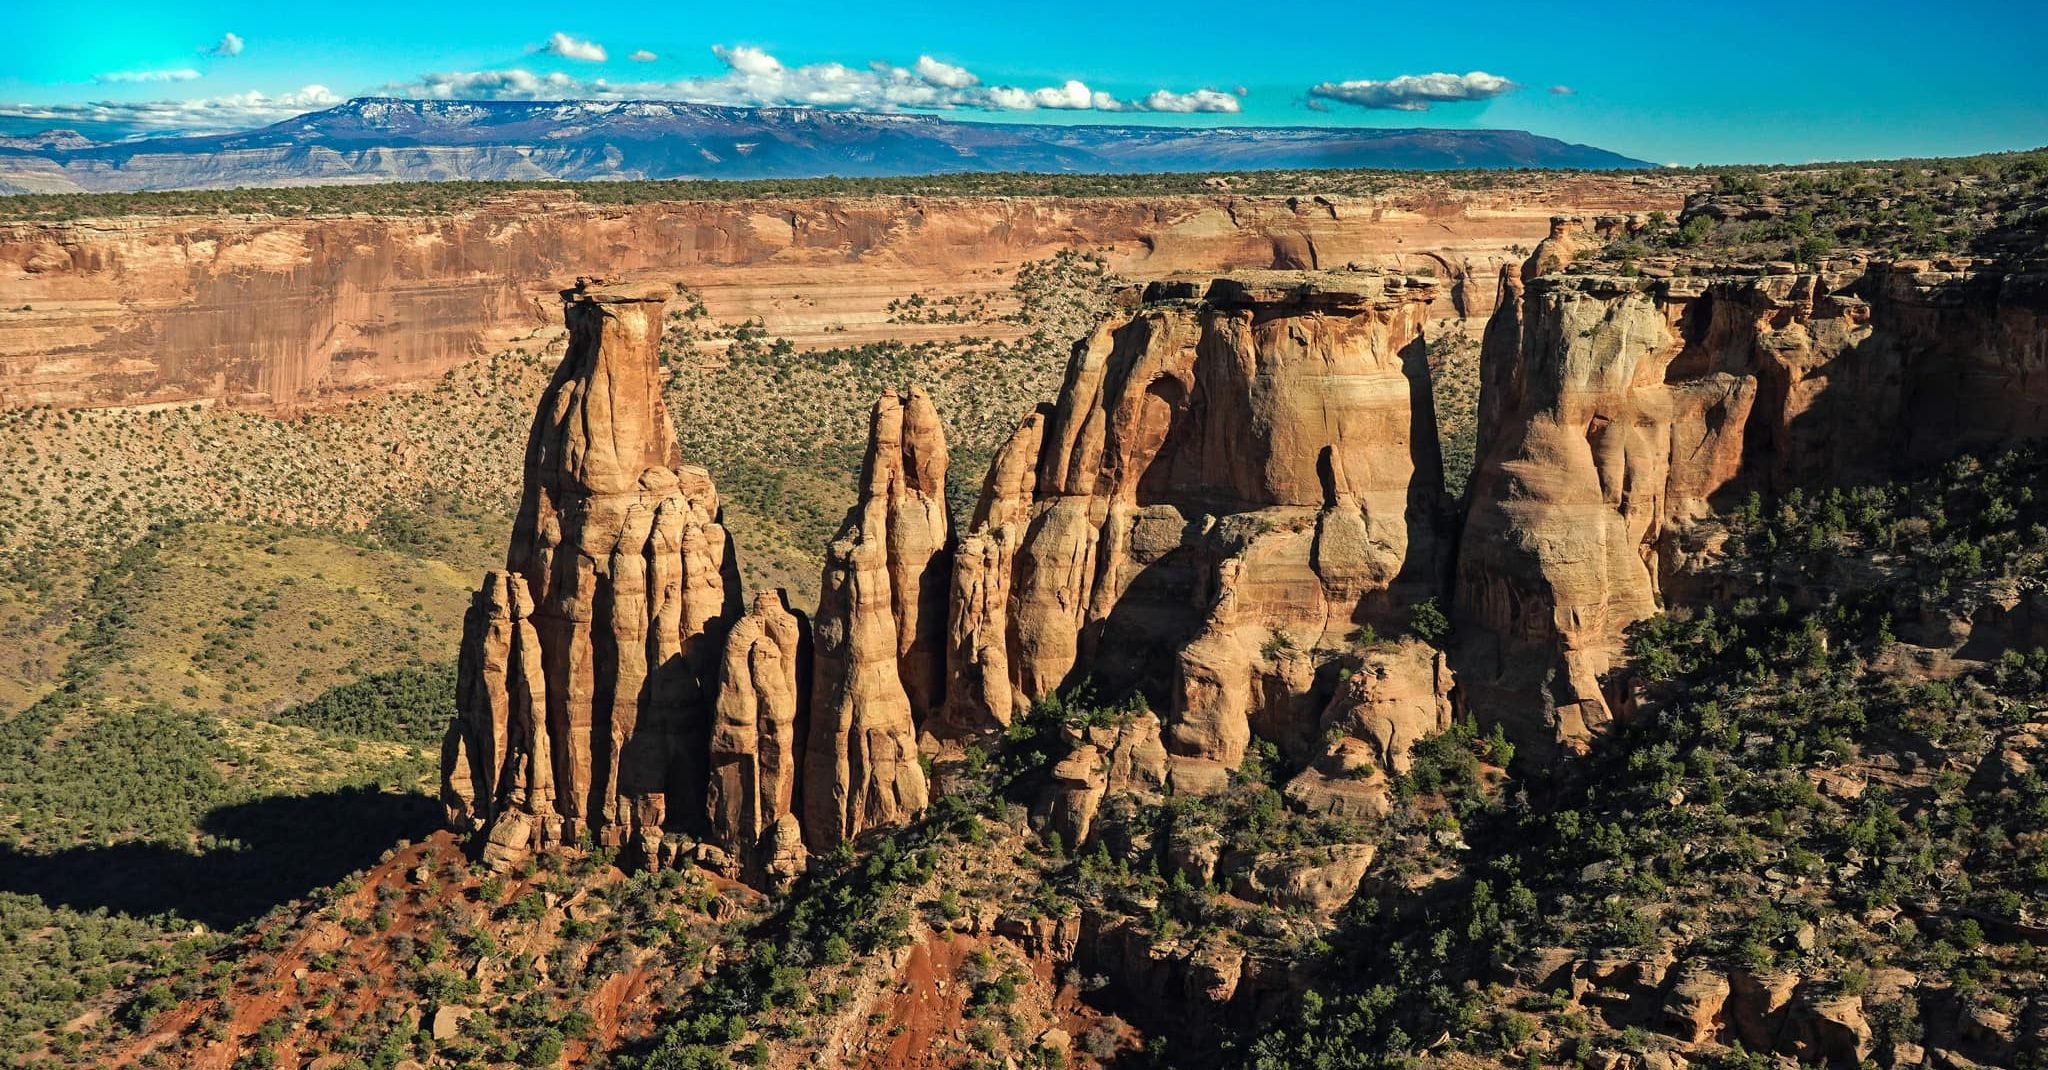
[5,0,2045,164]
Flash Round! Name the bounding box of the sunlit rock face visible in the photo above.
[443,279,738,871]
[934,273,1452,793]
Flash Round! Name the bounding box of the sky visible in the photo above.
[4,0,2045,165]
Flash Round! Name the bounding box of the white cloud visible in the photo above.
[15,46,1243,140]
[914,55,977,90]
[377,46,1241,115]
[1550,84,1575,96]
[1308,71,1517,111]
[94,68,203,84]
[407,69,581,99]
[629,50,658,63]
[0,85,339,136]
[1144,88,1243,114]
[205,32,245,57]
[540,32,607,63]
[713,44,781,77]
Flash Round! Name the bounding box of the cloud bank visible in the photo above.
[13,44,1245,139]
[402,45,1242,115]
[93,68,203,85]
[1,86,340,135]
[1308,71,1517,111]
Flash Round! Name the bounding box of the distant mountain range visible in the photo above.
[0,97,1653,194]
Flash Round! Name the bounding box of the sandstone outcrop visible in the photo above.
[934,273,1452,793]
[442,570,550,838]
[443,278,738,869]
[1282,638,1453,819]
[706,591,810,883]
[1457,260,2048,759]
[1041,713,1170,846]
[802,389,950,851]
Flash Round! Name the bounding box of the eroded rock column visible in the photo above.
[802,388,950,851]
[442,278,737,871]
[707,591,810,884]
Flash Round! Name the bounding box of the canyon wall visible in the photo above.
[1456,256,2048,758]
[0,181,1680,411]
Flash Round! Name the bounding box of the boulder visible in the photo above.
[1663,965,1730,1044]
[430,1004,474,1041]
[1229,843,1377,916]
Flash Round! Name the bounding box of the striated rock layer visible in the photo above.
[934,273,1452,793]
[1457,258,2048,759]
[0,184,1684,413]
[443,279,739,869]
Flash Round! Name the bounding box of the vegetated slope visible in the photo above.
[1588,149,2048,265]
[0,97,1650,193]
[104,449,2048,1070]
[0,527,447,1064]
[1230,446,2048,1068]
[0,253,1121,1064]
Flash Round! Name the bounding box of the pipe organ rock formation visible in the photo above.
[435,257,2047,879]
[442,269,1473,880]
[933,274,1452,793]
[1457,258,2048,760]
[802,389,950,852]
[442,570,550,860]
[443,278,739,871]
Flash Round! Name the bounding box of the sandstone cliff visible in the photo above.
[443,279,739,869]
[934,273,1452,794]
[1457,257,2048,758]
[0,184,1682,412]
[434,249,2046,883]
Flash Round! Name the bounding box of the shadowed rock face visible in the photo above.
[443,279,739,870]
[1456,259,2048,760]
[933,273,1451,791]
[803,389,950,852]
[707,590,810,885]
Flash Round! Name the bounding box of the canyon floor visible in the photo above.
[1,152,2046,1070]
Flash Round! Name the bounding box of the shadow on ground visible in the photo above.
[0,787,441,928]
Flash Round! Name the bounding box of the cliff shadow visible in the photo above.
[1394,330,1455,602]
[0,787,439,929]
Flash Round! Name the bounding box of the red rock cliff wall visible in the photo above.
[1454,260,2048,759]
[0,185,1678,411]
